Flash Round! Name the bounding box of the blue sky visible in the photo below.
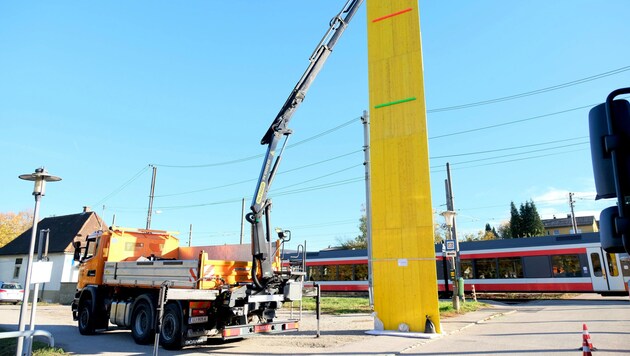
[2,1,629,251]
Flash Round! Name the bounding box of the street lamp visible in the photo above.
[440,210,460,312]
[440,210,456,228]
[16,167,61,356]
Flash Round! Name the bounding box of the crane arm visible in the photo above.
[247,0,364,288]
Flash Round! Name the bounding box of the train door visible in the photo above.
[586,247,626,292]
[603,252,627,292]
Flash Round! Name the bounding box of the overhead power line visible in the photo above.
[429,103,592,140]
[430,136,587,159]
[112,142,586,212]
[93,165,150,207]
[155,149,363,198]
[431,147,588,173]
[427,65,630,113]
[154,116,360,168]
[431,141,588,169]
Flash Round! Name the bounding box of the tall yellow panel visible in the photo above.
[367,1,441,333]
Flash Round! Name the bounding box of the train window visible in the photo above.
[523,256,552,278]
[355,264,368,280]
[498,258,523,278]
[338,264,353,281]
[606,253,619,277]
[322,265,338,281]
[590,253,603,277]
[461,260,473,279]
[308,266,323,281]
[551,255,581,277]
[475,258,497,279]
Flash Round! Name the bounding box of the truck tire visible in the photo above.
[131,300,155,344]
[160,303,184,350]
[78,300,96,335]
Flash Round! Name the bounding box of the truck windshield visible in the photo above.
[83,237,98,261]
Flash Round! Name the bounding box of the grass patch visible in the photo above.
[295,296,487,316]
[439,300,487,317]
[0,328,66,356]
[298,296,372,314]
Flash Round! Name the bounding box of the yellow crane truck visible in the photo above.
[70,0,364,350]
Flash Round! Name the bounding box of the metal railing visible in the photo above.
[0,329,55,355]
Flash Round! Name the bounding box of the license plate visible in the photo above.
[188,316,208,324]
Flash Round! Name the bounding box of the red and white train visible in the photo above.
[288,232,630,296]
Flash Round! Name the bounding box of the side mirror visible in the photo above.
[73,241,82,261]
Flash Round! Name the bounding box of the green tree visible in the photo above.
[497,222,511,239]
[483,223,498,240]
[519,200,545,237]
[509,201,522,238]
[0,210,33,248]
[338,213,368,249]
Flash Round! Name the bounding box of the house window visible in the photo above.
[13,258,23,279]
[553,229,560,235]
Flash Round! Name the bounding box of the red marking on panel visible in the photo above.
[372,8,413,23]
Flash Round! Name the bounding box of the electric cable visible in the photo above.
[426,65,630,113]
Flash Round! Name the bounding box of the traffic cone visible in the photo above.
[581,338,592,356]
[581,323,596,351]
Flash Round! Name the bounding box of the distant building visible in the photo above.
[0,207,105,304]
[542,215,598,236]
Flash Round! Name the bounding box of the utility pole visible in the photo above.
[445,162,461,311]
[569,192,578,233]
[445,163,460,276]
[361,110,374,307]
[146,165,157,229]
[188,224,193,247]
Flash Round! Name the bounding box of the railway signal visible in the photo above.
[588,88,630,254]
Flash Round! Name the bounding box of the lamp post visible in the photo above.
[440,210,459,312]
[16,167,61,356]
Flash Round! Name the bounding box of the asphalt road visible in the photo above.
[0,294,628,355]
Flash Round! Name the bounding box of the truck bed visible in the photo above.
[103,253,254,289]
[103,260,199,289]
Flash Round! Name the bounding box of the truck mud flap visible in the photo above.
[222,320,299,340]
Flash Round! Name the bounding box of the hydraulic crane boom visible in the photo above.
[246,0,363,288]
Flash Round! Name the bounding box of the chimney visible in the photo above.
[83,206,91,213]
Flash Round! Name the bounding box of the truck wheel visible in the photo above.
[131,300,155,344]
[160,303,184,350]
[78,300,96,335]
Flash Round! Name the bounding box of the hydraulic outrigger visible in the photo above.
[247,0,364,289]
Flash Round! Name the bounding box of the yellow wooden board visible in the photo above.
[367,0,441,333]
